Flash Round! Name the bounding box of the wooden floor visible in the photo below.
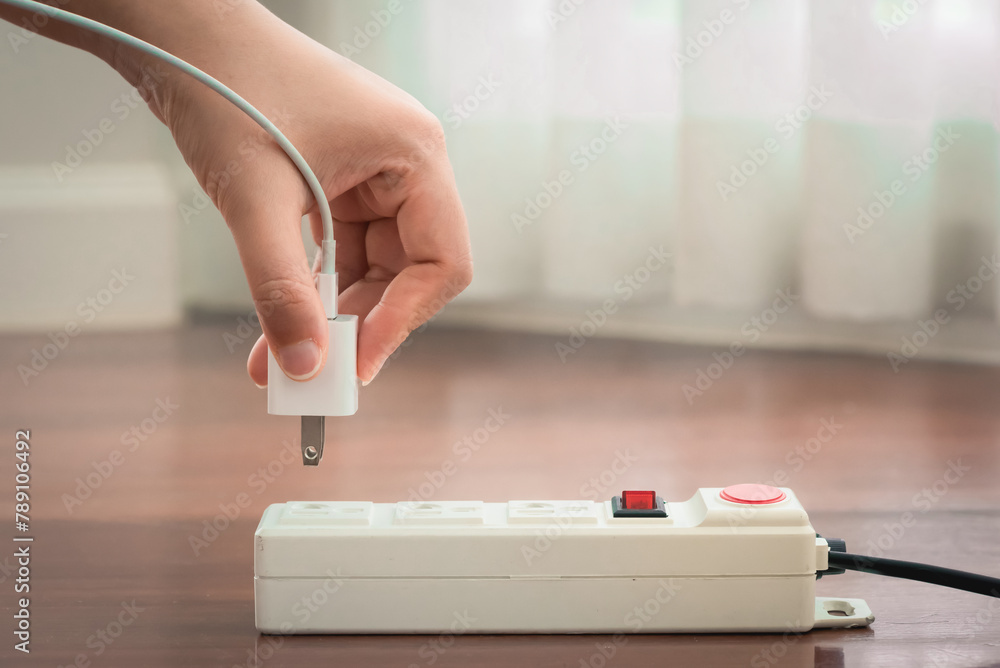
[2,322,1000,667]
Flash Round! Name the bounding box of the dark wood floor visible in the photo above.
[2,322,1000,667]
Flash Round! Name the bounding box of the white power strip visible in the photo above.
[254,486,874,634]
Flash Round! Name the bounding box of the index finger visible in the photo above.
[354,164,472,382]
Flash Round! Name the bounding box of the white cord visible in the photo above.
[0,0,336,273]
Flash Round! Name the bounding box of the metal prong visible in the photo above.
[301,416,325,466]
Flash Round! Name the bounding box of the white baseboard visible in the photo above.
[437,297,1000,367]
[0,163,182,332]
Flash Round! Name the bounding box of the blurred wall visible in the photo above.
[0,32,182,330]
[0,7,279,331]
[2,1,1000,369]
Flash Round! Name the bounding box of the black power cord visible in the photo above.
[826,550,1000,598]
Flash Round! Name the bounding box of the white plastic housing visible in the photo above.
[266,314,358,417]
[253,489,874,634]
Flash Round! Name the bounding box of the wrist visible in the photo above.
[47,1,277,96]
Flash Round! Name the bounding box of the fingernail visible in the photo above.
[254,381,267,390]
[362,359,386,387]
[277,340,322,380]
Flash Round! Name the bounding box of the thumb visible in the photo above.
[223,186,328,384]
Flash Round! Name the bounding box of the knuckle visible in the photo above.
[413,109,447,148]
[401,109,448,165]
[377,105,448,186]
[450,256,474,292]
[207,171,253,225]
[251,276,315,319]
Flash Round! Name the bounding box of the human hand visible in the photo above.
[114,2,472,385]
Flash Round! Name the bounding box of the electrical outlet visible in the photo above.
[507,500,600,524]
[393,501,485,525]
[280,501,374,526]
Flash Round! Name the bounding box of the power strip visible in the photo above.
[254,485,874,634]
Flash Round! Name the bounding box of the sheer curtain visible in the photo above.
[304,0,1000,361]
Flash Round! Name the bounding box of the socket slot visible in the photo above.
[507,500,600,524]
[393,501,485,525]
[280,501,374,526]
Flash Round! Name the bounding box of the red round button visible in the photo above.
[720,484,786,505]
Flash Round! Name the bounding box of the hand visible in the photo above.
[111,2,473,385]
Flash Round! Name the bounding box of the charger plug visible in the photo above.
[267,272,358,465]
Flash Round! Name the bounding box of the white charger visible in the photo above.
[267,270,358,465]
